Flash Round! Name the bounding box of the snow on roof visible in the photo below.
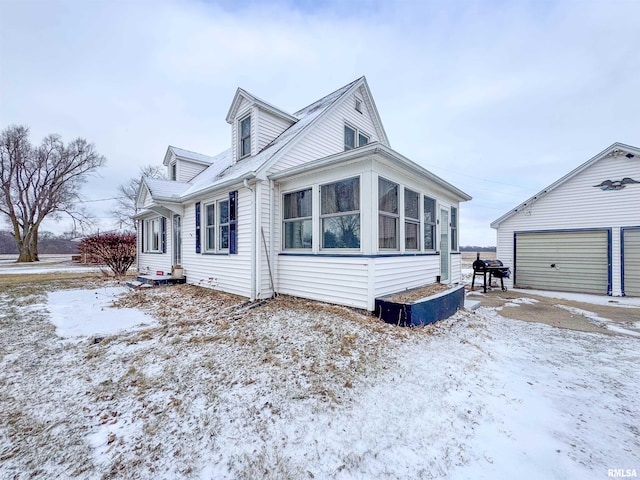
[179,78,362,199]
[144,177,191,199]
[168,146,217,165]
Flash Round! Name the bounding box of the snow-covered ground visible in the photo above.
[0,255,103,275]
[0,281,638,479]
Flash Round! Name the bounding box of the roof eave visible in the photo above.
[269,143,472,202]
[179,171,257,202]
[490,142,640,228]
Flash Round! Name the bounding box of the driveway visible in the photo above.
[467,287,640,336]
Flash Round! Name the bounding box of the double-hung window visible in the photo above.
[146,217,160,252]
[321,177,360,249]
[404,188,420,250]
[283,188,312,249]
[424,196,436,250]
[239,115,251,158]
[378,177,399,249]
[204,200,230,252]
[205,203,216,251]
[218,200,230,251]
[344,125,370,151]
[451,207,458,251]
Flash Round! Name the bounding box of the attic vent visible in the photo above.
[355,98,363,113]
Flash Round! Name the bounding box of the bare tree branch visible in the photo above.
[0,125,106,261]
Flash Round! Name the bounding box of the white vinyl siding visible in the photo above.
[373,256,440,300]
[258,110,294,151]
[277,256,370,309]
[182,188,252,297]
[137,216,172,275]
[623,228,640,296]
[267,91,383,175]
[177,160,209,182]
[495,152,640,295]
[515,230,609,295]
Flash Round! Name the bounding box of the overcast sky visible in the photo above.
[1,0,639,246]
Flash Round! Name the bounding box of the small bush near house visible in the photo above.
[79,232,136,277]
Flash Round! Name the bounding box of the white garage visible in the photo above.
[514,230,610,295]
[622,227,640,296]
[492,142,640,297]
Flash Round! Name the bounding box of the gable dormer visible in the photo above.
[163,146,214,182]
[226,88,297,164]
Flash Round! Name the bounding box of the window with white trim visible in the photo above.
[205,203,215,251]
[239,115,251,158]
[218,199,230,250]
[344,125,369,151]
[424,196,436,250]
[170,162,177,181]
[451,206,458,251]
[321,177,360,249]
[405,188,420,250]
[144,217,161,253]
[378,177,399,249]
[283,188,312,249]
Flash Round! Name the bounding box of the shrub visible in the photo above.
[79,232,136,277]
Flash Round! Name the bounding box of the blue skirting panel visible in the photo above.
[375,285,465,327]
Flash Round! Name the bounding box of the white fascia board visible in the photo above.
[162,147,176,166]
[490,142,640,229]
[269,142,472,202]
[359,79,390,147]
[226,88,297,125]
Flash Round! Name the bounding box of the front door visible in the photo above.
[173,214,182,266]
[440,209,449,283]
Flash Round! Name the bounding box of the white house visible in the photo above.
[491,143,640,297]
[135,77,471,310]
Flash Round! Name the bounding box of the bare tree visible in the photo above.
[112,164,166,230]
[0,125,106,262]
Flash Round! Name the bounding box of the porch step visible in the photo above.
[464,299,481,311]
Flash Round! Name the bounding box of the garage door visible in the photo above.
[623,228,640,297]
[515,230,609,295]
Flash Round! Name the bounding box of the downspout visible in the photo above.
[244,179,256,301]
[269,179,277,297]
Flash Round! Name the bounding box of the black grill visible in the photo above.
[472,255,511,292]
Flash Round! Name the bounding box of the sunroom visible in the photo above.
[270,143,470,310]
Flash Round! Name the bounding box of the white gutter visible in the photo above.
[243,178,256,301]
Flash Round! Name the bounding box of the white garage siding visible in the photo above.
[514,229,610,295]
[622,227,640,297]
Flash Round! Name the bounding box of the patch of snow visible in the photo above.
[556,304,640,337]
[46,287,156,338]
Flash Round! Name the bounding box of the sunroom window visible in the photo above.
[378,177,399,249]
[424,196,436,250]
[283,188,312,249]
[239,115,251,158]
[405,188,420,250]
[321,177,360,249]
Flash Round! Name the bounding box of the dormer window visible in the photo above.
[239,115,251,158]
[170,162,177,181]
[344,125,370,151]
